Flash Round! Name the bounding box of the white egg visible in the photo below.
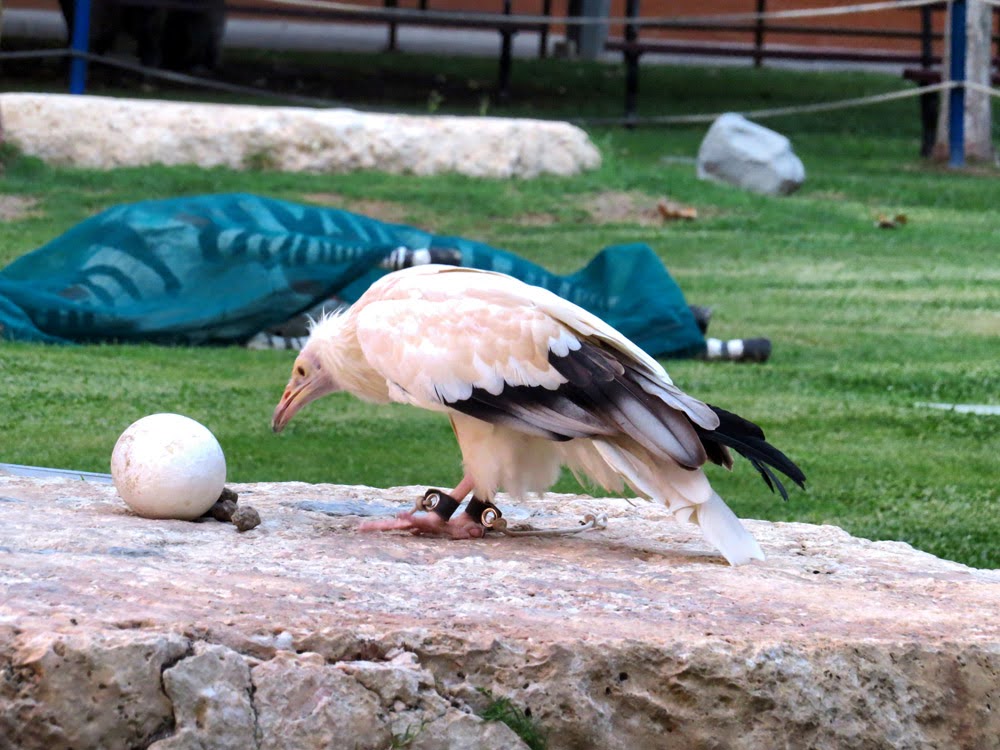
[111,413,226,520]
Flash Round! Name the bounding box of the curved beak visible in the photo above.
[271,357,335,433]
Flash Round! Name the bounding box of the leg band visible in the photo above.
[464,497,503,528]
[421,489,461,521]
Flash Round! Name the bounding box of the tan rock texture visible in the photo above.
[1,473,998,750]
[0,93,602,179]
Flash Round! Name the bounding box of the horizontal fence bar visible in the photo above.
[604,40,945,65]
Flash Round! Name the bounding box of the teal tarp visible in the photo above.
[0,194,705,357]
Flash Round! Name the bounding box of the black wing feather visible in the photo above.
[445,341,704,465]
[694,405,807,500]
[443,341,806,499]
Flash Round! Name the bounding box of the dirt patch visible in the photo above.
[0,195,42,221]
[302,190,699,230]
[514,212,559,227]
[902,161,1000,177]
[582,191,698,226]
[939,309,1000,336]
[301,193,412,224]
[807,190,849,202]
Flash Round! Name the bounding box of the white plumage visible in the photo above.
[272,265,805,565]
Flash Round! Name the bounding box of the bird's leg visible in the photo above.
[358,474,491,539]
[447,475,475,504]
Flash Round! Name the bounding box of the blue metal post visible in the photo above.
[69,0,92,95]
[948,0,967,168]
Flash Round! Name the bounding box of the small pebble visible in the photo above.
[209,498,238,522]
[218,487,239,503]
[232,505,261,532]
[203,487,240,522]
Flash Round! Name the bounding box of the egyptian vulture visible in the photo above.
[272,265,805,565]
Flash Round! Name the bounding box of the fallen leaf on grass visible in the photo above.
[875,213,908,229]
[657,199,698,221]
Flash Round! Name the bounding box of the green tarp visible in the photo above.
[0,193,705,357]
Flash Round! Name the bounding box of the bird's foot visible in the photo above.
[357,508,487,539]
[357,490,503,539]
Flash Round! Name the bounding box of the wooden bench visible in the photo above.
[602,0,975,142]
[97,0,554,100]
[226,0,554,101]
[606,33,938,124]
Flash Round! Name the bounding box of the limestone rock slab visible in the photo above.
[1,473,999,749]
[406,709,531,750]
[252,651,393,750]
[0,630,189,750]
[149,642,256,750]
[0,93,602,178]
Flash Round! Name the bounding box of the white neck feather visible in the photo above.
[305,311,390,403]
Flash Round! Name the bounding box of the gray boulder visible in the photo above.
[697,113,805,195]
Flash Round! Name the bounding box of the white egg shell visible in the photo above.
[111,413,227,520]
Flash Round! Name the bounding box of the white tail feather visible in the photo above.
[572,440,764,566]
[692,492,765,566]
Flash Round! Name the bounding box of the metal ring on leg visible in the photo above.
[417,489,461,521]
[464,497,506,531]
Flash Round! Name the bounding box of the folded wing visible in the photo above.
[354,266,718,470]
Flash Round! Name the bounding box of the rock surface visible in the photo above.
[0,93,602,179]
[697,112,806,195]
[1,473,999,750]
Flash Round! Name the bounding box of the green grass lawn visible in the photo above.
[1,52,997,567]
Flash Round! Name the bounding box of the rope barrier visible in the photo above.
[963,79,1000,97]
[249,0,943,30]
[0,49,68,61]
[579,81,958,126]
[0,48,358,109]
[0,48,73,60]
[0,48,973,128]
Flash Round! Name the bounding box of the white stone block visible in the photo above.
[0,93,601,179]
